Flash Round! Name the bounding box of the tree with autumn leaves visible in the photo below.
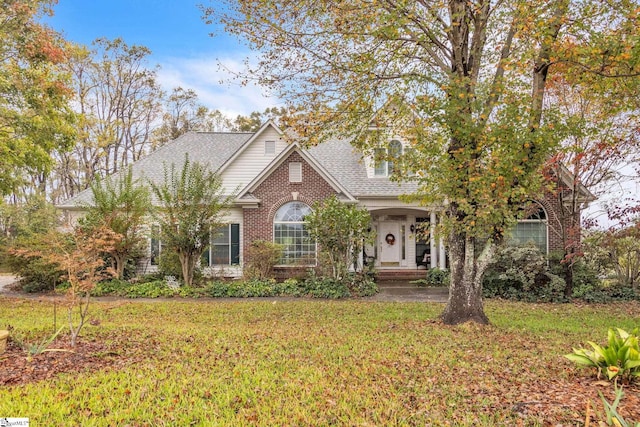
[0,0,76,197]
[206,0,640,324]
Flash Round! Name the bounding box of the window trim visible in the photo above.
[273,201,316,266]
[202,223,241,266]
[510,203,549,254]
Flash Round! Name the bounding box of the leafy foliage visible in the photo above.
[206,0,640,324]
[483,245,566,302]
[305,195,374,280]
[413,268,451,288]
[2,196,65,291]
[243,240,282,280]
[149,155,234,287]
[79,166,150,279]
[0,0,76,197]
[566,328,640,385]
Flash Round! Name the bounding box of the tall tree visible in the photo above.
[51,38,162,203]
[150,156,234,287]
[206,0,640,324]
[0,0,75,197]
[79,167,150,279]
[543,75,638,296]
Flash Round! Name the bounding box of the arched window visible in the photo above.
[273,202,316,265]
[510,204,548,253]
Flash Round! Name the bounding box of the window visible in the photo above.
[289,162,302,183]
[265,140,275,155]
[374,140,403,177]
[274,201,316,265]
[510,206,548,253]
[201,224,240,266]
[150,225,161,266]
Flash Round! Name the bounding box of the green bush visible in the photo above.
[344,273,378,297]
[301,275,351,299]
[413,268,450,287]
[5,235,66,293]
[483,245,567,302]
[85,274,376,299]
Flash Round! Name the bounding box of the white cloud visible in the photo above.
[156,53,282,117]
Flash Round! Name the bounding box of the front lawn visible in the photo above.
[1,298,638,426]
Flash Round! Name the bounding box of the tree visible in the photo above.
[206,0,640,324]
[149,156,234,287]
[79,166,150,279]
[51,38,162,203]
[231,107,287,132]
[543,76,637,296]
[0,0,76,197]
[305,196,374,280]
[11,226,119,346]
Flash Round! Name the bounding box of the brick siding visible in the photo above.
[243,151,338,268]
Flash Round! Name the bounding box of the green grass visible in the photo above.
[1,298,638,426]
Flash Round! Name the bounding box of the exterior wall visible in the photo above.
[243,151,338,271]
[538,189,574,254]
[221,126,287,191]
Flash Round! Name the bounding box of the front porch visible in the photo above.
[365,208,448,271]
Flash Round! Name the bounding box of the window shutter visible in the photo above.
[231,223,240,265]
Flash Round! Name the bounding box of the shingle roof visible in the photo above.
[58,129,415,208]
[307,139,418,197]
[58,131,252,208]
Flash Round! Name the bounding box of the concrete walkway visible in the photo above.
[0,275,448,303]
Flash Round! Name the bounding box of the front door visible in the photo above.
[379,222,400,266]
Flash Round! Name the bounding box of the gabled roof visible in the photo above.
[57,123,420,209]
[237,142,358,202]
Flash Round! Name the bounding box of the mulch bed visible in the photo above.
[1,336,131,386]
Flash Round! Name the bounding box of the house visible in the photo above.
[58,121,594,278]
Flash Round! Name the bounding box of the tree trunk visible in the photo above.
[440,231,495,325]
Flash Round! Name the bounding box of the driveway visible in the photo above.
[0,275,17,293]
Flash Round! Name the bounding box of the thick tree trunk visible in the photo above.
[178,252,195,287]
[440,232,495,325]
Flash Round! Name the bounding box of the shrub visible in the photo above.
[344,273,378,297]
[413,268,450,287]
[244,240,282,280]
[565,328,640,385]
[301,275,351,299]
[483,245,567,302]
[6,234,65,292]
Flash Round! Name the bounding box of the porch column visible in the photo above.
[438,214,446,269]
[429,212,437,269]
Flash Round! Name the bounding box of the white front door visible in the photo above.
[379,222,401,265]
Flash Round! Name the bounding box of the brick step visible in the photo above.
[375,269,427,281]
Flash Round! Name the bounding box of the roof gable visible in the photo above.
[238,143,357,202]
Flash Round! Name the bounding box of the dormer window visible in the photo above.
[374,140,403,177]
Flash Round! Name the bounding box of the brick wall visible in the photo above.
[243,151,338,266]
[538,188,578,254]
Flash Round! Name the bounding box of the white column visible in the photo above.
[430,212,437,269]
[438,214,446,269]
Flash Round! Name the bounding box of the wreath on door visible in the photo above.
[385,233,396,245]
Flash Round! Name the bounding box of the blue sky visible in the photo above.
[44,0,277,116]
